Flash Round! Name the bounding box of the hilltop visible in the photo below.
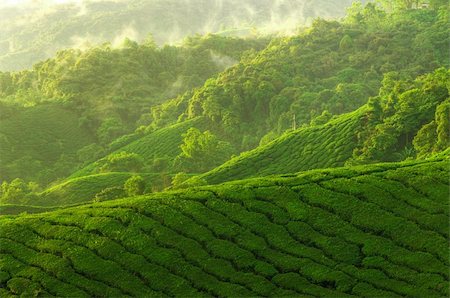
[0,159,448,296]
[0,0,360,71]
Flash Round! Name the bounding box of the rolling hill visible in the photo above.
[0,159,448,296]
[37,173,156,207]
[69,117,208,179]
[0,35,266,185]
[191,67,450,186]
[197,106,368,185]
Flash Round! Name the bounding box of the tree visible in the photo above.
[175,128,234,172]
[171,172,189,187]
[77,143,105,164]
[124,175,146,196]
[97,117,127,145]
[377,0,420,10]
[0,178,29,204]
[434,100,450,151]
[100,152,144,173]
[339,35,354,52]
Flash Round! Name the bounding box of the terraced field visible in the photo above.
[197,107,367,185]
[1,159,448,297]
[37,172,160,207]
[70,117,207,178]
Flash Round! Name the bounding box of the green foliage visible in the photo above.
[124,176,146,197]
[198,107,367,185]
[352,68,449,162]
[38,173,158,207]
[0,35,266,185]
[171,172,190,187]
[93,187,126,203]
[151,5,449,153]
[310,110,333,126]
[100,152,144,173]
[0,178,31,205]
[72,117,208,179]
[77,144,105,166]
[0,0,358,71]
[0,104,95,184]
[413,99,450,157]
[0,159,448,296]
[175,128,234,173]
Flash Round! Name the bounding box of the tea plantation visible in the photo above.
[197,107,367,185]
[70,117,207,179]
[1,159,448,297]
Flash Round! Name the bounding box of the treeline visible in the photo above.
[0,0,358,70]
[351,67,449,163]
[147,3,449,156]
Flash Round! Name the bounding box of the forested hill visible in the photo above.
[0,35,268,185]
[0,0,361,71]
[191,68,450,185]
[147,5,449,162]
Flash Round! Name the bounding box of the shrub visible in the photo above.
[93,186,125,202]
[124,175,146,197]
[100,152,144,173]
[171,172,190,187]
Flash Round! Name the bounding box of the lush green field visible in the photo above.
[37,173,158,207]
[1,159,448,296]
[71,117,207,178]
[197,106,367,185]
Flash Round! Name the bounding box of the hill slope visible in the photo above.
[1,159,448,296]
[0,103,95,184]
[193,67,450,185]
[197,106,367,185]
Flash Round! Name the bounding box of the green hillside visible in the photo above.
[1,159,448,296]
[149,5,449,155]
[0,35,265,185]
[197,106,367,185]
[0,205,60,216]
[195,67,450,185]
[0,103,94,184]
[70,117,208,179]
[38,173,157,207]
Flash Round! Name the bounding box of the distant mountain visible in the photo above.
[0,0,361,71]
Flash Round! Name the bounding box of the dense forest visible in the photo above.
[0,0,448,297]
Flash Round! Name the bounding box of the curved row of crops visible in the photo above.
[1,159,448,297]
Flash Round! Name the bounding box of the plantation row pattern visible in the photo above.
[199,107,366,185]
[0,160,448,297]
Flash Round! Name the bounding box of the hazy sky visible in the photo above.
[0,0,115,8]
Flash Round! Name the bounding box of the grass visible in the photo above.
[197,106,368,185]
[0,159,448,297]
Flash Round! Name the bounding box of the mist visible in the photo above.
[0,0,363,71]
